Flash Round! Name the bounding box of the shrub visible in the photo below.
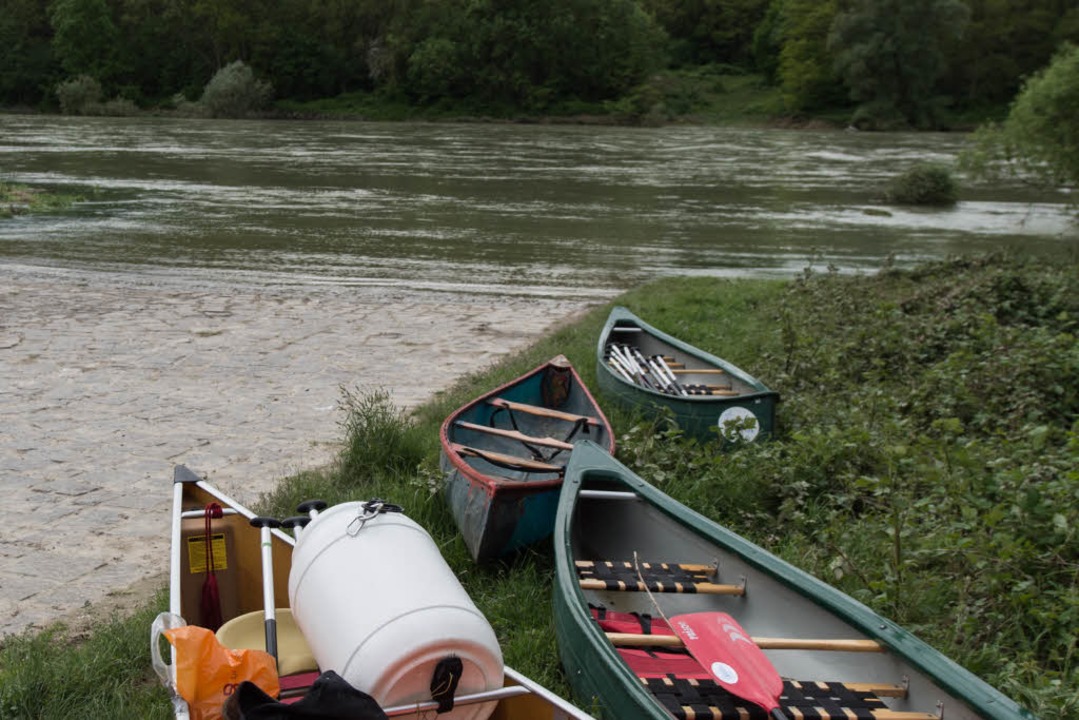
[885,162,958,205]
[55,75,102,115]
[199,61,273,118]
[337,386,428,485]
[962,43,1079,190]
[88,97,139,116]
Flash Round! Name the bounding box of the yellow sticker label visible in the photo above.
[187,534,228,573]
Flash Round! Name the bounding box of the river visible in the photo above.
[2,115,1074,293]
[0,114,1073,638]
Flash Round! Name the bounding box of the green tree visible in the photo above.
[962,43,1079,191]
[941,0,1079,111]
[113,0,215,104]
[774,0,847,114]
[0,0,57,106]
[829,0,970,129]
[643,0,769,68]
[395,0,665,110]
[49,0,119,81]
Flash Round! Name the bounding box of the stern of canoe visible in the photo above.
[442,455,565,561]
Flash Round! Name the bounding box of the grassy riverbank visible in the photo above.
[0,254,1074,719]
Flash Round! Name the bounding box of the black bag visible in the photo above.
[223,671,388,720]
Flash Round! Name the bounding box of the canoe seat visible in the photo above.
[639,674,930,720]
[576,560,744,596]
[216,608,318,677]
[453,443,564,474]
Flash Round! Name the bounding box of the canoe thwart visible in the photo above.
[453,420,575,450]
[452,443,564,474]
[640,676,931,720]
[488,398,602,426]
[604,631,884,653]
[576,560,745,596]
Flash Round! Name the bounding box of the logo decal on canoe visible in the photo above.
[717,406,759,442]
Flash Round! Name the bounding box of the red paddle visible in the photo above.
[200,502,224,632]
[669,612,787,720]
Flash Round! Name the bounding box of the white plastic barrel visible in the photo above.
[288,501,504,720]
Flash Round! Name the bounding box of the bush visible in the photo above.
[962,43,1079,190]
[55,75,102,115]
[199,61,273,118]
[885,162,959,205]
[87,97,139,116]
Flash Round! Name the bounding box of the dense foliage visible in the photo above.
[2,0,1078,126]
[963,43,1079,191]
[614,255,1078,717]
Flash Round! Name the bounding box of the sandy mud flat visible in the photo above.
[0,266,601,638]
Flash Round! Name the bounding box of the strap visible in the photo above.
[430,657,463,713]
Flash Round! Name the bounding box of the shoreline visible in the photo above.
[0,266,602,638]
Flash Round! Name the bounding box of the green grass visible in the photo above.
[0,183,88,218]
[0,254,1075,719]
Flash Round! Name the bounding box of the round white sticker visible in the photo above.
[718,406,760,442]
[711,662,739,684]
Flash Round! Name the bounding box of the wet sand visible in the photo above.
[0,267,601,638]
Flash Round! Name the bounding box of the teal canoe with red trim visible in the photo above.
[596,306,778,443]
[553,441,1037,720]
[440,355,614,562]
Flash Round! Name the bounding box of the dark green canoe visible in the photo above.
[596,306,778,443]
[552,441,1037,720]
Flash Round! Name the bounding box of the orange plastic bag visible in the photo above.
[164,625,281,720]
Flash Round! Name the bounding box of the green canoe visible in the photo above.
[596,306,778,443]
[552,441,1037,720]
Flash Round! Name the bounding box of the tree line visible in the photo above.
[1,0,1078,129]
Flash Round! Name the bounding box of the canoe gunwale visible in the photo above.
[552,442,1038,720]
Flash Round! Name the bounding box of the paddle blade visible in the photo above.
[670,612,783,714]
[200,574,223,632]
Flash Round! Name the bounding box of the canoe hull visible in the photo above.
[440,355,614,562]
[552,441,1035,720]
[442,464,564,563]
[596,306,778,443]
[161,466,597,719]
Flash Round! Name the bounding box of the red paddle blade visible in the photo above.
[670,612,783,714]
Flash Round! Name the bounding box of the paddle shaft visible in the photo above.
[579,578,745,595]
[454,420,574,450]
[488,398,600,426]
[250,518,280,666]
[605,631,883,652]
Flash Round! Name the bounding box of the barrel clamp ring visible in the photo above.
[347,499,403,535]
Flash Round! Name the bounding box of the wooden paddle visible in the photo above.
[604,631,883,652]
[668,611,789,720]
